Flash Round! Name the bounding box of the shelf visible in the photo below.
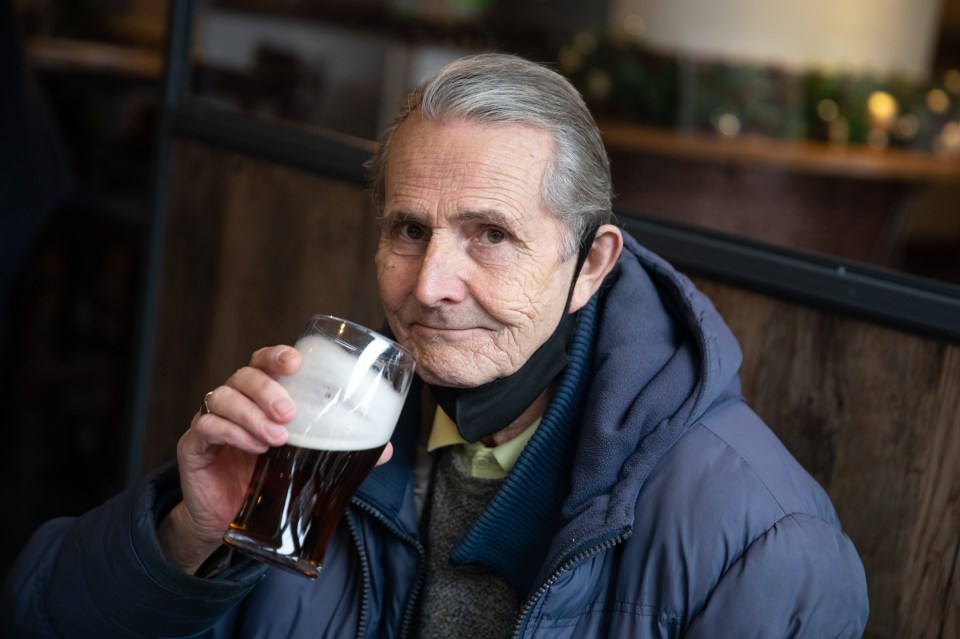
[599,120,960,183]
[26,36,164,81]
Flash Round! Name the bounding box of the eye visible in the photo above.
[479,228,507,245]
[398,222,427,241]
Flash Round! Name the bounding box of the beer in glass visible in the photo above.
[223,315,415,578]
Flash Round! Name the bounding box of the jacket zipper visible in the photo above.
[348,497,426,639]
[511,531,630,639]
[343,511,372,639]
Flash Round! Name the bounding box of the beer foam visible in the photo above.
[280,334,408,451]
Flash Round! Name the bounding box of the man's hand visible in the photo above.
[157,345,394,575]
[158,345,298,574]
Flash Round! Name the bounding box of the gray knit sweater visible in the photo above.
[414,449,521,638]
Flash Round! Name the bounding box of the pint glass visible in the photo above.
[222,315,415,578]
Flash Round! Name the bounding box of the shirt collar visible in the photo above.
[427,405,541,477]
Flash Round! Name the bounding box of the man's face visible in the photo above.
[375,114,577,388]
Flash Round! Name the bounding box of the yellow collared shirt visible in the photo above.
[426,406,540,480]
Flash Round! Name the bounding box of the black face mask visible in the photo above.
[426,226,598,442]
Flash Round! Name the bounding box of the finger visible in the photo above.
[223,365,297,424]
[249,345,301,377]
[184,411,272,457]
[198,385,289,448]
[376,442,394,466]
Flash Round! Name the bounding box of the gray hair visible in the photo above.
[365,53,613,259]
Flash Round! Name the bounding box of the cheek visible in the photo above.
[477,281,532,322]
[376,252,414,310]
[479,262,564,322]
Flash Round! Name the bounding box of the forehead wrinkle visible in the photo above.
[463,153,546,189]
[386,122,554,237]
[457,156,548,222]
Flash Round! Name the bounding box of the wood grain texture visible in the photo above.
[696,278,960,639]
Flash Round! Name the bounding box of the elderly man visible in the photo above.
[3,53,868,637]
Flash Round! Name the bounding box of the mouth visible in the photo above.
[412,323,478,333]
[409,322,493,341]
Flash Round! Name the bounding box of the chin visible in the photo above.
[417,367,478,389]
[415,355,503,389]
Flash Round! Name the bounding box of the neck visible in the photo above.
[481,384,554,447]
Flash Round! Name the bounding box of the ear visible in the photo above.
[569,224,623,313]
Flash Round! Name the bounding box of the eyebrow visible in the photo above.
[381,209,421,225]
[454,208,520,230]
[383,207,524,232]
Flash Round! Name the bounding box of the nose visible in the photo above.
[413,237,468,306]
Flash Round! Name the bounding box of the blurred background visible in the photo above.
[2,0,959,624]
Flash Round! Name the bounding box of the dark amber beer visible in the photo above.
[225,443,385,576]
[222,315,415,578]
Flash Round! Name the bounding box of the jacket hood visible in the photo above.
[547,231,744,567]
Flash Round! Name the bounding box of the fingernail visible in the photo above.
[277,349,294,364]
[273,397,295,419]
[267,423,287,439]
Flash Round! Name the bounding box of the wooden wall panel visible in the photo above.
[696,279,960,639]
[142,139,383,473]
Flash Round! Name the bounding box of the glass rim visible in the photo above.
[305,314,415,363]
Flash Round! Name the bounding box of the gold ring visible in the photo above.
[200,391,214,415]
